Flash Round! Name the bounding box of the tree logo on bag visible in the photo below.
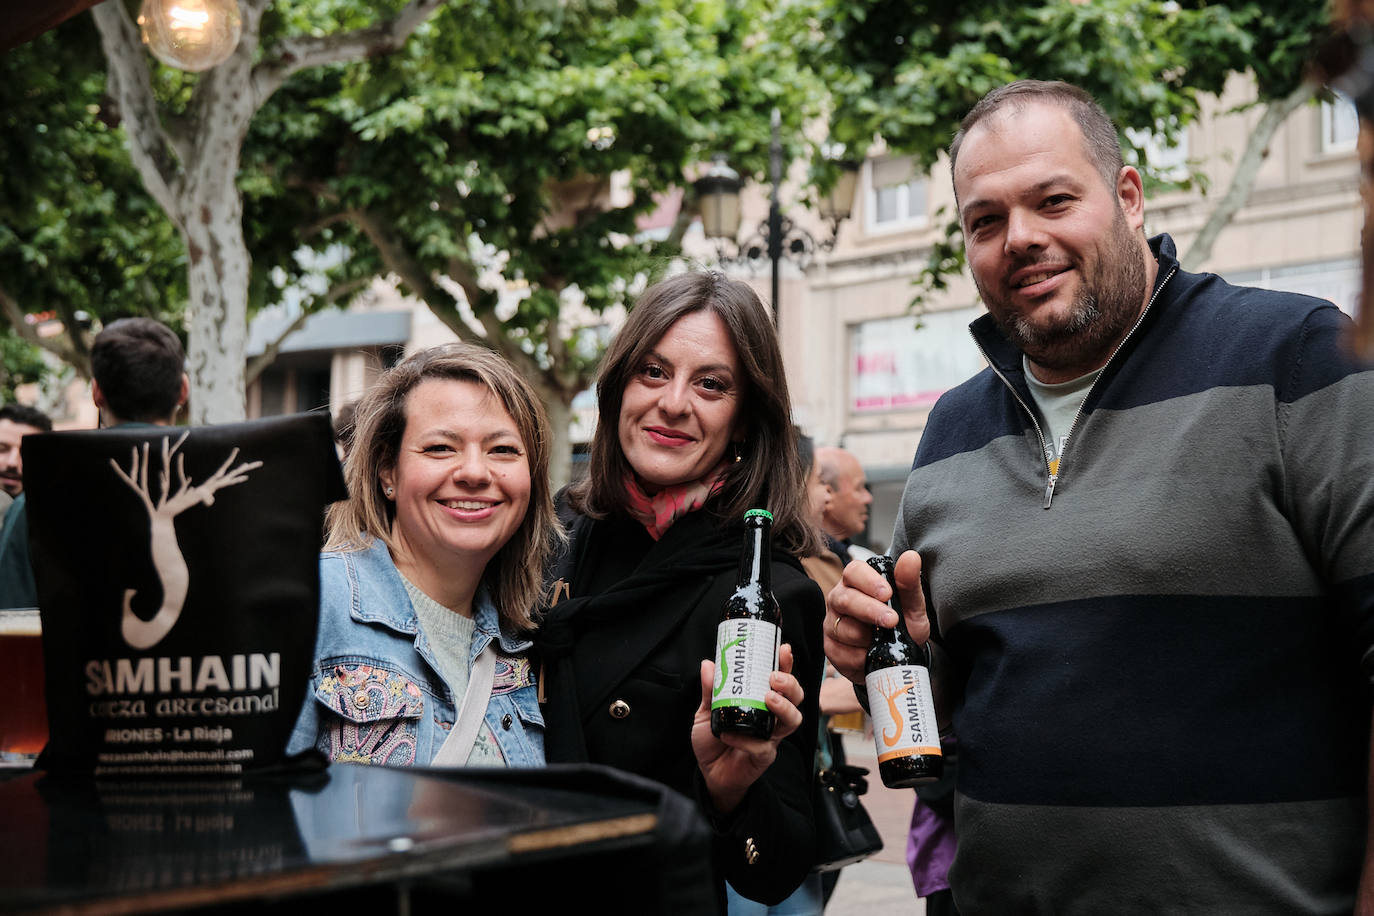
[110,432,262,649]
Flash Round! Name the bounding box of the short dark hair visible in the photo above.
[796,429,815,478]
[569,271,821,559]
[333,400,359,452]
[949,80,1124,195]
[0,404,52,432]
[90,318,185,424]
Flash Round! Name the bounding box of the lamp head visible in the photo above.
[138,0,242,72]
[693,154,744,241]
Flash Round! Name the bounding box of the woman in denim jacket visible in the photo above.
[288,343,558,768]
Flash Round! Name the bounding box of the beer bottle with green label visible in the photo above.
[864,554,943,787]
[710,508,781,739]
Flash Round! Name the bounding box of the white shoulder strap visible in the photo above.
[430,642,496,768]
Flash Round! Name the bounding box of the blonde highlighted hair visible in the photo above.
[326,342,560,632]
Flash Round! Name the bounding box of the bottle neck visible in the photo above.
[737,520,772,589]
[872,618,906,645]
[873,565,917,645]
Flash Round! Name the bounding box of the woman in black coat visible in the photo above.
[537,271,826,910]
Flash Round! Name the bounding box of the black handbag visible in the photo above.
[811,727,884,872]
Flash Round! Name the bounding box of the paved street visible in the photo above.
[823,731,926,915]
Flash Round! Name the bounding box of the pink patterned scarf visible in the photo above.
[623,464,728,540]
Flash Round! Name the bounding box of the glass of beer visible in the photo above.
[0,608,47,764]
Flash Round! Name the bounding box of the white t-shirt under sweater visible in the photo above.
[1022,355,1102,473]
[401,576,506,766]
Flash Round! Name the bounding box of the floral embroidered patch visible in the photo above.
[491,655,535,695]
[315,664,424,767]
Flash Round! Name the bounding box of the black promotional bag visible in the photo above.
[24,413,344,777]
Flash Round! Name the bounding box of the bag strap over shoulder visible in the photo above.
[431,643,496,768]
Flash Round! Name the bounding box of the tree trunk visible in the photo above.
[543,394,576,493]
[92,0,447,427]
[1182,83,1317,272]
[93,0,260,425]
[183,173,252,424]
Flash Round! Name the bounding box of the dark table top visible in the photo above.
[0,762,688,914]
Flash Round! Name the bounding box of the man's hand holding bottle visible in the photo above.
[823,550,928,685]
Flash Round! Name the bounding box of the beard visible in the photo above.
[979,206,1149,377]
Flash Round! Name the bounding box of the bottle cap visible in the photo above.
[743,508,773,521]
[865,554,895,577]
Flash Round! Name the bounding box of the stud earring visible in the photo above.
[385,486,395,498]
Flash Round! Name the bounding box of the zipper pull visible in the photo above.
[1043,474,1058,509]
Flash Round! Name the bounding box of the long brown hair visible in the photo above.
[569,271,821,558]
[326,343,560,632]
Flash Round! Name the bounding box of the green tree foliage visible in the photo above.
[4,0,819,473]
[238,0,820,477]
[798,0,1324,171]
[0,335,49,405]
[0,15,186,376]
[788,0,1331,301]
[243,0,816,375]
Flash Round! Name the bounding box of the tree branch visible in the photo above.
[244,275,370,385]
[441,253,545,378]
[348,208,544,380]
[0,284,90,376]
[90,0,185,220]
[349,208,464,318]
[50,297,92,371]
[300,210,353,239]
[1181,82,1319,271]
[185,0,267,155]
[664,197,696,248]
[252,0,447,102]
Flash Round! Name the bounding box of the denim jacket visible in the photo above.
[286,538,544,767]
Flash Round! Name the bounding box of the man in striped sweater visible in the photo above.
[825,80,1374,914]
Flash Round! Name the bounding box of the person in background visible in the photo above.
[0,319,185,608]
[537,271,825,911]
[825,80,1374,914]
[288,343,556,768]
[0,404,53,519]
[814,447,873,565]
[806,445,869,739]
[332,399,358,461]
[906,739,959,916]
[797,435,841,595]
[797,433,868,910]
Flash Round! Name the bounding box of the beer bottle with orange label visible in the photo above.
[864,554,942,787]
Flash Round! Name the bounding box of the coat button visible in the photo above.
[501,714,513,730]
[609,699,631,719]
[354,693,369,710]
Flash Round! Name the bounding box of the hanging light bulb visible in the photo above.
[138,0,242,72]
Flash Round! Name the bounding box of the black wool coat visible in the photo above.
[537,504,826,907]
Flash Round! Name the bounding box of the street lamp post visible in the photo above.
[767,108,784,322]
[693,108,858,333]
